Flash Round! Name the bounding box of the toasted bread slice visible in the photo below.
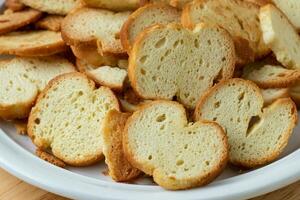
[77,59,127,91]
[0,56,75,120]
[260,4,300,69]
[35,15,64,32]
[261,88,289,105]
[36,149,66,168]
[20,0,78,15]
[102,110,141,182]
[120,3,180,52]
[128,23,235,109]
[182,0,269,65]
[242,63,300,88]
[123,100,228,190]
[28,73,119,166]
[0,9,42,35]
[61,7,130,55]
[0,30,67,56]
[195,79,297,168]
[71,44,118,66]
[271,0,300,31]
[83,0,140,11]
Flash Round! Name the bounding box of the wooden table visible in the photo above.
[1,168,299,200]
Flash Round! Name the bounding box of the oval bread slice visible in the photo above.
[0,30,67,56]
[28,72,120,166]
[120,3,180,52]
[82,0,140,11]
[123,100,228,190]
[129,23,235,109]
[194,79,297,168]
[0,56,76,120]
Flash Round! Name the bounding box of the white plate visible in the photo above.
[1,1,300,198]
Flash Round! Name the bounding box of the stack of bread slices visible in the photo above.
[0,0,300,190]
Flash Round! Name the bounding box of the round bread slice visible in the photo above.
[123,100,228,190]
[128,23,235,109]
[182,0,269,66]
[261,88,289,105]
[259,4,300,69]
[0,56,76,120]
[20,0,79,15]
[120,3,180,52]
[82,0,140,11]
[0,9,42,35]
[0,30,67,56]
[28,72,120,166]
[242,63,300,88]
[61,7,130,55]
[102,110,141,182]
[194,79,297,168]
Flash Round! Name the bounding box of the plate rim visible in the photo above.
[1,129,300,200]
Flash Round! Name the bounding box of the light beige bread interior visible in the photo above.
[102,110,141,182]
[0,30,67,56]
[20,0,78,15]
[61,7,130,55]
[77,59,128,91]
[0,9,42,35]
[35,15,64,32]
[128,23,235,109]
[271,0,300,31]
[123,100,228,190]
[0,56,75,120]
[82,0,140,11]
[261,88,289,105]
[260,4,300,69]
[182,0,269,65]
[71,44,118,66]
[120,3,180,52]
[242,63,300,88]
[28,72,120,166]
[194,79,297,168]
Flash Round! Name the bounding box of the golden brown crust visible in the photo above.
[36,148,66,168]
[123,100,229,190]
[245,0,271,6]
[102,110,141,182]
[0,9,42,35]
[5,0,26,12]
[35,15,64,32]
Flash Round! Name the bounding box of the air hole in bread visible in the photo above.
[140,68,146,75]
[214,101,220,108]
[114,32,120,40]
[176,160,184,166]
[205,161,210,166]
[238,92,245,102]
[277,73,286,77]
[222,57,226,62]
[246,116,261,136]
[173,40,180,48]
[148,155,152,160]
[139,55,148,64]
[34,118,40,124]
[268,73,275,76]
[156,114,166,122]
[184,144,188,149]
[194,39,199,48]
[213,69,223,85]
[207,40,211,45]
[155,37,166,48]
[160,125,165,130]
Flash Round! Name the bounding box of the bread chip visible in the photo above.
[195,79,297,168]
[129,23,235,109]
[102,110,141,182]
[0,30,67,56]
[36,149,66,168]
[5,0,25,12]
[35,15,64,32]
[123,100,228,190]
[82,0,140,11]
[182,0,269,65]
[61,7,130,55]
[28,73,119,166]
[0,9,42,35]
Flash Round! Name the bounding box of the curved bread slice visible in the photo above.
[129,23,235,109]
[83,0,140,11]
[0,30,67,56]
[35,15,64,32]
[271,0,300,31]
[36,149,66,168]
[28,73,119,166]
[123,101,228,190]
[20,0,78,15]
[71,44,118,66]
[261,88,289,105]
[242,63,300,88]
[289,81,300,107]
[182,0,269,65]
[260,5,300,69]
[121,3,180,52]
[77,59,127,91]
[102,110,141,181]
[194,79,297,168]
[62,7,130,55]
[0,9,42,35]
[5,0,25,11]
[0,56,75,120]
